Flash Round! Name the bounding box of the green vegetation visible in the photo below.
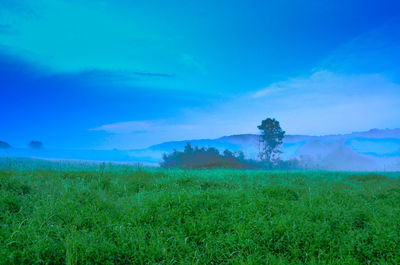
[161,142,259,169]
[28,140,43,150]
[1,160,400,264]
[258,118,285,165]
[161,118,299,170]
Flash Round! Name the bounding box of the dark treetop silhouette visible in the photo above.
[258,118,285,166]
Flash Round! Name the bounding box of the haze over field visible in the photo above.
[1,128,400,171]
[1,0,400,170]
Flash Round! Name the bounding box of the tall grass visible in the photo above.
[1,159,400,264]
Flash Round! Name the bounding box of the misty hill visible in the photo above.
[146,128,400,171]
[149,129,400,155]
[1,128,400,171]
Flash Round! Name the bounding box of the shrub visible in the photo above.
[160,142,260,169]
[28,140,43,150]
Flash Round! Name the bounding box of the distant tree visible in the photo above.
[258,118,285,166]
[236,151,245,161]
[184,142,194,153]
[0,141,11,149]
[28,140,43,150]
[223,149,235,158]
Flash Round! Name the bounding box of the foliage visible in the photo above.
[258,118,285,166]
[28,140,43,150]
[1,161,400,264]
[160,142,259,169]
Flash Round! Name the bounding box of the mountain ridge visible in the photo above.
[148,128,400,151]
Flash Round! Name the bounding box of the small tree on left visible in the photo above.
[28,140,43,150]
[0,141,11,149]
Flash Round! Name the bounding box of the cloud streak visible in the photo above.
[132,71,174,78]
[318,19,400,78]
[0,0,200,93]
[93,70,400,149]
[91,120,198,134]
[2,0,400,150]
[228,71,400,135]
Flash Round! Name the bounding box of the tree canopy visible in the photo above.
[257,118,285,165]
[28,141,43,150]
[160,142,258,169]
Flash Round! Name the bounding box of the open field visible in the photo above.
[1,161,400,264]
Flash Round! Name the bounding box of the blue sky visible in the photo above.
[1,0,400,149]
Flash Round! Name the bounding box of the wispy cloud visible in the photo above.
[91,121,154,134]
[71,70,174,86]
[91,120,202,148]
[91,120,198,134]
[0,0,195,91]
[253,70,398,100]
[91,70,400,149]
[317,19,400,77]
[237,71,400,134]
[132,71,174,78]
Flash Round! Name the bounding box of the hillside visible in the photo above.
[146,129,400,171]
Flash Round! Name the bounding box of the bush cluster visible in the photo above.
[160,142,303,170]
[160,142,260,169]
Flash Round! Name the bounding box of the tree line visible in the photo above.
[160,143,260,169]
[0,141,43,149]
[161,118,300,169]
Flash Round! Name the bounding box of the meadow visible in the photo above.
[1,159,400,264]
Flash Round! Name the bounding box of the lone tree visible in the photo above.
[28,140,43,150]
[258,118,285,166]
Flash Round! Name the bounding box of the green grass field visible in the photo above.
[1,161,400,264]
